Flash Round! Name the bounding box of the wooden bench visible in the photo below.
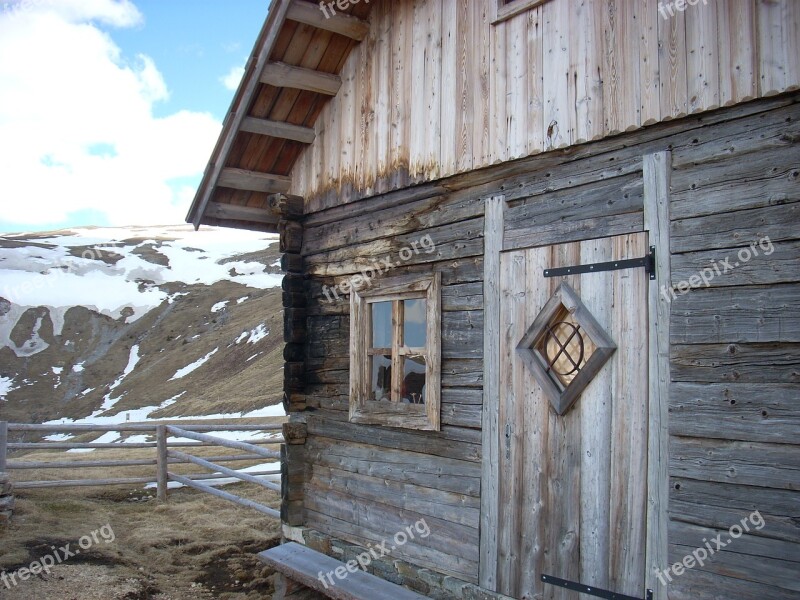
[258,542,430,600]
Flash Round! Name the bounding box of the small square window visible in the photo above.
[350,274,441,430]
[493,0,549,24]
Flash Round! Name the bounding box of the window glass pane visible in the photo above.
[371,301,392,348]
[370,354,392,401]
[402,356,426,404]
[403,299,427,347]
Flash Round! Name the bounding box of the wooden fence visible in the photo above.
[0,420,283,518]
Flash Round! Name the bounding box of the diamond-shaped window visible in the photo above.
[517,282,616,415]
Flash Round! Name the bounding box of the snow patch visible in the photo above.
[0,375,17,400]
[122,434,152,444]
[45,392,186,427]
[247,324,268,344]
[211,301,228,313]
[170,348,218,380]
[2,311,51,357]
[44,433,74,442]
[167,292,189,304]
[146,461,281,490]
[44,401,285,426]
[0,227,281,353]
[91,344,140,416]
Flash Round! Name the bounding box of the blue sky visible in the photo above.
[113,0,268,121]
[0,0,271,233]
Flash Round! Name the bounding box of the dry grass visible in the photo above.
[0,482,282,599]
[1,437,286,599]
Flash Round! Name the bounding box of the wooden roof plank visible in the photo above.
[286,0,370,41]
[261,61,343,95]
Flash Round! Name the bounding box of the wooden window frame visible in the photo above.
[349,273,441,431]
[492,0,549,24]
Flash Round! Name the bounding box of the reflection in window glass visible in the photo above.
[371,302,392,349]
[370,354,392,401]
[402,356,426,404]
[403,299,427,347]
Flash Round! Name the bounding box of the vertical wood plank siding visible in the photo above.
[290,0,800,210]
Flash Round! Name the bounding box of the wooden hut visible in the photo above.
[186,1,800,598]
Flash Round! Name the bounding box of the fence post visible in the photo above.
[0,421,7,473]
[156,425,167,502]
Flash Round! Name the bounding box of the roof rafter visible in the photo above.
[204,202,280,226]
[218,168,292,194]
[260,62,342,95]
[240,117,316,144]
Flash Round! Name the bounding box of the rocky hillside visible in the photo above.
[0,225,285,425]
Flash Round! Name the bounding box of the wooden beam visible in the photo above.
[188,0,295,229]
[240,116,316,143]
[217,168,292,194]
[267,193,304,218]
[260,62,342,95]
[286,0,370,40]
[204,201,280,226]
[643,151,672,600]
[479,195,506,591]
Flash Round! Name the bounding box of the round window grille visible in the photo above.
[543,321,586,376]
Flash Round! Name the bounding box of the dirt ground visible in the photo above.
[0,483,282,599]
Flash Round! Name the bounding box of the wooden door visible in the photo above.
[495,232,650,599]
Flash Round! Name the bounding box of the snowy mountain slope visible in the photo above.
[0,225,286,424]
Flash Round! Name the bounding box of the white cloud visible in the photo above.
[0,1,221,228]
[7,0,143,27]
[220,65,245,91]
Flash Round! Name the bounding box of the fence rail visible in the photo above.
[0,420,284,517]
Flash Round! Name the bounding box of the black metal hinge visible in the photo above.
[544,246,656,280]
[541,574,654,600]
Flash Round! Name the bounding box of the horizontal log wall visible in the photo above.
[290,0,800,211]
[665,102,800,599]
[297,94,800,593]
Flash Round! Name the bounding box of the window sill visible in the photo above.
[350,403,437,431]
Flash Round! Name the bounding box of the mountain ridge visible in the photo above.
[0,225,285,426]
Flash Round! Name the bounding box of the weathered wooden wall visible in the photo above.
[664,101,800,599]
[293,94,800,596]
[289,0,800,211]
[298,191,486,582]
